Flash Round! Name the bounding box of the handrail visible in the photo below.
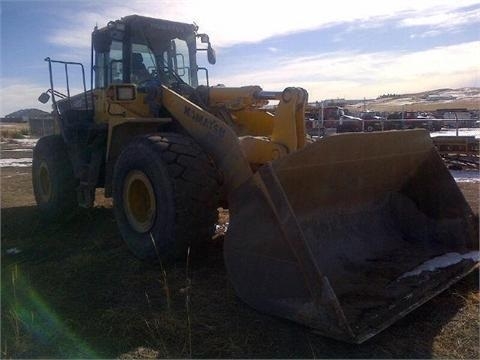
[44,57,90,113]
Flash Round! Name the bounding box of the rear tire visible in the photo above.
[32,135,78,220]
[112,133,222,260]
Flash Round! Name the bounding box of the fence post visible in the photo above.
[455,112,459,137]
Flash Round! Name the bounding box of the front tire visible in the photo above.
[112,133,222,260]
[32,135,78,220]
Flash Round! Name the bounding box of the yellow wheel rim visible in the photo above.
[38,161,52,203]
[123,170,156,233]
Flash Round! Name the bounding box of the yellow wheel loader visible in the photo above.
[34,15,478,343]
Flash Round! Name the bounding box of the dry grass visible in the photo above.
[1,167,478,359]
[430,287,479,359]
[0,123,30,139]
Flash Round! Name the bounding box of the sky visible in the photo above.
[1,0,479,116]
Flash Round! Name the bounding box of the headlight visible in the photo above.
[116,85,136,101]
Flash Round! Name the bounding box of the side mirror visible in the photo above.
[207,45,216,65]
[197,33,216,64]
[38,92,50,104]
[199,34,209,44]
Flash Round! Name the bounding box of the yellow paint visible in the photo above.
[95,82,308,184]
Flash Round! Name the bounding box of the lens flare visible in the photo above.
[5,265,99,358]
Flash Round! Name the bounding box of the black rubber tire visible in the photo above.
[32,135,78,220]
[112,133,222,261]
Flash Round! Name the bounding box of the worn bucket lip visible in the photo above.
[313,261,479,344]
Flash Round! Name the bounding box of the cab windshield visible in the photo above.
[130,38,193,87]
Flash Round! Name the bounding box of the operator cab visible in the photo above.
[92,15,216,90]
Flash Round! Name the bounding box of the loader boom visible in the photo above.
[161,85,308,191]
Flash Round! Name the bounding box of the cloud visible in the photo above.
[47,0,480,49]
[212,41,480,100]
[0,80,52,116]
[409,30,443,39]
[398,5,480,29]
[7,1,476,116]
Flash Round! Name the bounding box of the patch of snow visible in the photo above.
[0,158,32,167]
[4,173,30,178]
[2,148,33,152]
[430,128,480,139]
[450,170,480,183]
[8,138,38,147]
[399,251,479,279]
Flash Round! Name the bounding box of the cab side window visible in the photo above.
[109,40,123,84]
[131,44,155,84]
[94,40,123,88]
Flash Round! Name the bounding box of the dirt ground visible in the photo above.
[1,145,479,358]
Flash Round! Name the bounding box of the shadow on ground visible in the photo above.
[2,205,478,358]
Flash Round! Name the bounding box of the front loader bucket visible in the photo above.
[224,130,478,343]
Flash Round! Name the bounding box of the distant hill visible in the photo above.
[350,87,480,112]
[4,108,52,120]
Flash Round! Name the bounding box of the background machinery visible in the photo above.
[305,104,365,135]
[34,15,478,343]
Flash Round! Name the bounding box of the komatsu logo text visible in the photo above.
[184,106,226,138]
